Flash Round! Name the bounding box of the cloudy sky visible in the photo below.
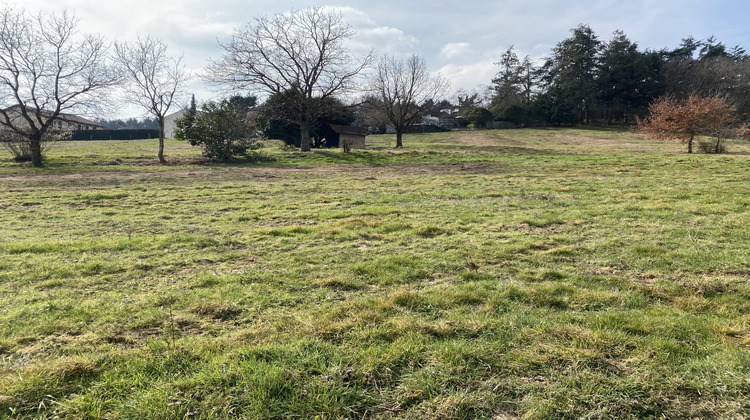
[13,0,750,118]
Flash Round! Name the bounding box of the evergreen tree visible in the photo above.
[227,95,258,111]
[490,46,538,124]
[661,36,750,118]
[491,46,523,108]
[189,94,197,115]
[543,24,601,124]
[257,91,354,147]
[598,31,663,124]
[175,100,260,160]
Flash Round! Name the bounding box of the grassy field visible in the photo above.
[0,128,749,419]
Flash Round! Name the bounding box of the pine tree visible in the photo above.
[598,31,663,124]
[543,25,601,124]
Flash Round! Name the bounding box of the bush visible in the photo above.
[501,104,527,126]
[1,130,70,162]
[698,140,727,154]
[175,100,261,161]
[460,107,493,128]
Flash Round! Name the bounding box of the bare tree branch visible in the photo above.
[206,7,372,151]
[370,54,449,147]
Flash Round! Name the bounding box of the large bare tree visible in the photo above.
[116,36,187,164]
[207,7,371,152]
[0,6,118,167]
[371,55,448,148]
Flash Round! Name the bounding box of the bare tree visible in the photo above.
[370,55,449,148]
[0,6,119,166]
[207,7,371,152]
[116,36,187,164]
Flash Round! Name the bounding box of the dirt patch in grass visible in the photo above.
[0,161,513,183]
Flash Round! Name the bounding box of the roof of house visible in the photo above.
[3,105,104,128]
[330,124,368,136]
[165,108,188,120]
[57,113,104,128]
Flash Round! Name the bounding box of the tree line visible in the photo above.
[96,117,159,130]
[202,20,750,156]
[487,25,750,127]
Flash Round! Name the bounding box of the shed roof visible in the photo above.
[329,124,368,136]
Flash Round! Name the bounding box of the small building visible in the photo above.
[329,124,368,149]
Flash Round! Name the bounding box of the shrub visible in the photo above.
[1,130,70,162]
[460,107,493,128]
[175,100,261,161]
[492,104,527,126]
[342,138,353,153]
[698,140,727,154]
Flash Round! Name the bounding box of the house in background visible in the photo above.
[421,115,440,126]
[0,105,104,131]
[163,109,187,139]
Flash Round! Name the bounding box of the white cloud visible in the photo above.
[439,42,472,60]
[356,26,419,54]
[325,6,419,56]
[163,12,236,40]
[436,59,498,98]
[323,5,377,28]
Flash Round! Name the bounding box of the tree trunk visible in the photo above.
[300,120,312,152]
[688,135,693,154]
[158,117,166,164]
[396,131,403,148]
[30,132,43,167]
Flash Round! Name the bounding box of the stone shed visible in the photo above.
[329,124,368,149]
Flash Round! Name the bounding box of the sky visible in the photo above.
[12,0,750,119]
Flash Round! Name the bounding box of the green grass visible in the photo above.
[0,128,749,418]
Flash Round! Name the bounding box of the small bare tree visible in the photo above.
[637,93,737,153]
[116,36,187,164]
[371,55,449,148]
[0,6,119,166]
[207,7,371,152]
